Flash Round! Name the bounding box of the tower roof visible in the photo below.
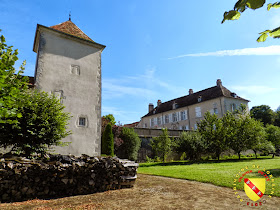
[49,20,94,42]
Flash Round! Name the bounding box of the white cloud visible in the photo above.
[231,85,278,95]
[168,46,280,59]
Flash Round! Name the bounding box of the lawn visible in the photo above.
[138,156,280,197]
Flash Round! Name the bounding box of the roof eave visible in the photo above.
[33,24,106,53]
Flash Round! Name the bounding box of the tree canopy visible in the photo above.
[250,105,275,125]
[0,30,28,124]
[222,0,280,42]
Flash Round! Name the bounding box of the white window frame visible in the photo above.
[157,117,162,125]
[180,111,186,121]
[165,115,169,124]
[195,107,202,118]
[172,113,178,122]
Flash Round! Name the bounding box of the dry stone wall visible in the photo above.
[0,154,138,202]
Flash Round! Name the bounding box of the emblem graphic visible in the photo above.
[244,178,266,201]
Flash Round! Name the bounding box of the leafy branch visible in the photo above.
[222,0,280,42]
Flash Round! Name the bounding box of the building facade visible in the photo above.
[138,79,249,130]
[32,19,105,156]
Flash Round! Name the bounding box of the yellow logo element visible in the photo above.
[244,178,266,202]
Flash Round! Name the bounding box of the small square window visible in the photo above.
[79,117,86,126]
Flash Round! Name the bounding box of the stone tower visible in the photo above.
[33,19,106,156]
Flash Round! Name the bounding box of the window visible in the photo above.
[157,117,162,125]
[195,107,201,117]
[198,96,202,102]
[144,123,147,128]
[180,111,186,121]
[165,115,169,124]
[71,65,80,75]
[151,118,154,127]
[194,123,197,130]
[172,113,178,122]
[214,108,218,114]
[172,103,179,110]
[231,103,237,112]
[78,117,86,127]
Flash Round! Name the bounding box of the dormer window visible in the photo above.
[198,96,202,102]
[153,109,156,114]
[231,93,237,98]
[173,102,179,109]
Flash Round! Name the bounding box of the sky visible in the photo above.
[1,0,280,124]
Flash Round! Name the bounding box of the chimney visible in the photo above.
[189,89,193,95]
[149,103,154,112]
[217,79,222,86]
[157,100,162,106]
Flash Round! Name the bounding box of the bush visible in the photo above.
[119,127,141,161]
[0,90,71,157]
[175,131,205,160]
[101,123,114,156]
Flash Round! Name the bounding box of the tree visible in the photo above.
[175,131,205,160]
[265,124,280,157]
[222,0,280,42]
[250,105,275,125]
[119,127,141,161]
[0,30,28,124]
[225,112,266,159]
[101,123,114,156]
[150,129,172,162]
[0,90,71,157]
[103,114,116,126]
[197,112,227,160]
[274,110,280,127]
[251,139,275,158]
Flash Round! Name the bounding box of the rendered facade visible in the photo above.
[32,19,105,156]
[138,79,249,130]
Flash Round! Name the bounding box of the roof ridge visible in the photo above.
[49,20,94,42]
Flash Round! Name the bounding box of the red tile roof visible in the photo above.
[50,20,94,42]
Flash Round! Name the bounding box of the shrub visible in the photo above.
[175,131,205,160]
[101,123,114,156]
[0,90,71,157]
[119,127,141,161]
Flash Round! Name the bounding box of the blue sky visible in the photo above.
[1,0,280,124]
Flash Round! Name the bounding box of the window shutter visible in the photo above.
[169,114,172,122]
[177,112,180,121]
[150,119,152,127]
[154,117,157,125]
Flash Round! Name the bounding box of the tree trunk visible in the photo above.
[253,150,257,159]
[272,153,275,158]
[238,153,241,160]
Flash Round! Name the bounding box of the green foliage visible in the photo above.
[274,110,280,127]
[0,90,71,156]
[101,123,114,156]
[250,105,275,125]
[223,0,280,42]
[224,111,266,159]
[175,131,205,160]
[265,124,280,154]
[119,127,141,161]
[0,30,28,124]
[197,112,226,160]
[103,114,116,126]
[150,129,172,162]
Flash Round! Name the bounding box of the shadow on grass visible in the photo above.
[140,156,277,167]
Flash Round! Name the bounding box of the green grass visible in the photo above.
[138,156,280,197]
